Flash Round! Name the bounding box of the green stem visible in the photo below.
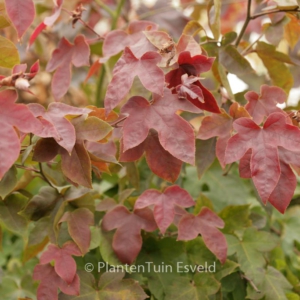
[95,0,115,17]
[111,0,126,30]
[95,65,106,107]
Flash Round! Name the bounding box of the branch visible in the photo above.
[235,0,252,46]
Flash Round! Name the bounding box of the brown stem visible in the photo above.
[241,274,261,293]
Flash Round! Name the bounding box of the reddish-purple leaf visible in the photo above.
[33,264,79,300]
[46,35,90,101]
[198,103,250,167]
[134,186,194,234]
[245,85,287,124]
[120,130,182,182]
[5,0,35,39]
[102,20,158,59]
[102,205,157,264]
[29,0,64,47]
[28,103,91,153]
[60,208,94,255]
[166,51,220,113]
[224,112,300,206]
[40,242,81,284]
[0,90,44,179]
[104,47,164,113]
[178,207,227,263]
[121,88,200,165]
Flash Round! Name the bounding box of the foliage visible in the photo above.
[1,0,300,299]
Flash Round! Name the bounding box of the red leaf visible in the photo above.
[28,103,91,153]
[0,90,44,179]
[224,112,300,207]
[46,35,90,101]
[120,130,182,182]
[165,51,220,113]
[5,0,35,39]
[134,186,194,234]
[29,0,64,47]
[102,206,157,264]
[104,47,164,113]
[102,20,158,59]
[121,88,200,165]
[245,85,287,124]
[33,264,79,300]
[177,207,227,263]
[40,242,81,284]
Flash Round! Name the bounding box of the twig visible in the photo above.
[241,274,261,293]
[14,164,40,173]
[39,162,55,188]
[235,0,300,46]
[251,8,300,19]
[223,163,233,176]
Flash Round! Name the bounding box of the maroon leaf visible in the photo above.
[239,147,300,213]
[134,186,194,234]
[60,208,94,255]
[120,130,182,182]
[29,0,64,47]
[46,35,90,101]
[245,85,287,124]
[224,112,300,208]
[104,47,164,113]
[165,51,220,113]
[40,242,81,284]
[33,264,79,300]
[0,90,44,179]
[102,206,157,264]
[28,103,91,153]
[102,20,158,59]
[121,88,200,165]
[178,207,227,263]
[5,0,35,39]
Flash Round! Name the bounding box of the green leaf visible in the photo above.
[164,273,220,300]
[0,194,28,236]
[219,205,251,234]
[183,163,252,211]
[256,41,294,93]
[136,237,188,300]
[195,138,216,179]
[0,35,20,68]
[0,166,17,199]
[247,266,292,300]
[227,228,279,281]
[19,186,60,221]
[58,270,148,300]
